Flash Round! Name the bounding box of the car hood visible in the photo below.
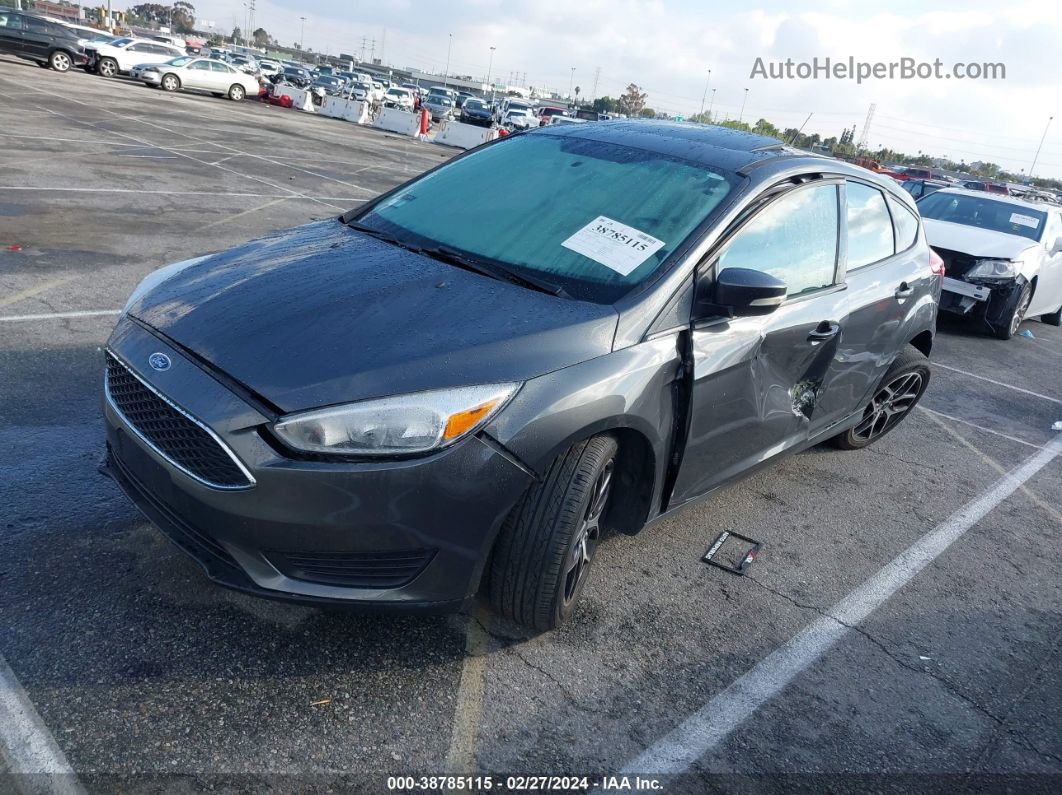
[922,218,1038,260]
[129,220,618,413]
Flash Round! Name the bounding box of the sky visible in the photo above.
[189,0,1062,179]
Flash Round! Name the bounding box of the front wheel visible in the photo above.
[97,56,118,77]
[49,50,72,72]
[488,436,617,631]
[830,348,930,450]
[227,84,246,101]
[994,281,1032,340]
[160,74,180,92]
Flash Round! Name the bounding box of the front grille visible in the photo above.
[934,248,978,278]
[267,549,436,589]
[105,352,253,489]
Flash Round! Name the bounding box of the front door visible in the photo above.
[670,181,848,506]
[182,59,214,89]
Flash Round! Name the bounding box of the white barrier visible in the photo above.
[281,86,315,113]
[372,106,420,137]
[434,120,498,150]
[318,96,371,124]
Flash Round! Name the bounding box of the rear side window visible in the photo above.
[24,16,48,33]
[889,197,919,252]
[718,183,839,297]
[846,182,895,268]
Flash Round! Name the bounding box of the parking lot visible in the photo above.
[2,56,1061,792]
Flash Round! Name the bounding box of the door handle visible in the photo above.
[807,321,840,343]
[895,282,914,299]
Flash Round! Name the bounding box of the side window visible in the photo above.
[188,60,211,70]
[24,16,47,33]
[127,43,149,52]
[846,182,895,268]
[211,62,234,73]
[0,14,24,29]
[718,183,839,297]
[888,196,919,252]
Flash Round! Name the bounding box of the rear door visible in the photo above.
[813,181,933,433]
[670,180,849,505]
[209,61,239,90]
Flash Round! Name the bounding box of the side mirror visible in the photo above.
[1051,236,1062,255]
[697,267,788,318]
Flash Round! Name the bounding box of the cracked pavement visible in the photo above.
[1,57,1061,792]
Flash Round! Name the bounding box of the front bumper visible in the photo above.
[141,71,161,84]
[100,318,534,610]
[940,275,1026,330]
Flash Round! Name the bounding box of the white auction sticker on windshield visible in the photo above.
[561,216,665,276]
[1010,212,1040,229]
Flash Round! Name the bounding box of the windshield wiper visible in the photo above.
[419,245,568,297]
[348,221,567,297]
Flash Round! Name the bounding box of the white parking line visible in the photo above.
[934,363,1062,406]
[0,310,120,322]
[0,654,85,793]
[0,186,360,201]
[619,431,1062,775]
[916,405,1045,449]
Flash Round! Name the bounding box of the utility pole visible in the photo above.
[568,67,575,99]
[444,33,452,86]
[299,16,306,50]
[738,88,748,123]
[699,69,711,117]
[486,46,495,99]
[1030,115,1054,180]
[591,66,601,102]
[707,88,716,121]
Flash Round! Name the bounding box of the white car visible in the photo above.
[384,87,414,111]
[347,81,372,101]
[920,188,1062,338]
[257,59,281,77]
[86,37,185,78]
[503,107,536,130]
[140,57,262,101]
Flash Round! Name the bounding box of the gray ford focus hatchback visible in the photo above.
[101,122,940,630]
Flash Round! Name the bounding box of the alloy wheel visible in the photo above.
[51,52,71,72]
[1010,287,1032,336]
[852,372,924,443]
[162,75,178,91]
[562,459,613,604]
[99,58,116,77]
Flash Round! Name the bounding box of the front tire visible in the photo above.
[227,84,246,101]
[830,347,930,450]
[97,56,118,78]
[49,50,72,72]
[488,436,618,631]
[994,281,1032,340]
[161,74,180,92]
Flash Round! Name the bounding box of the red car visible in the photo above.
[537,107,568,126]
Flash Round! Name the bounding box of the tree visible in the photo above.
[638,107,656,118]
[252,27,271,47]
[592,96,618,113]
[617,83,647,117]
[752,118,780,138]
[171,1,195,33]
[230,26,242,43]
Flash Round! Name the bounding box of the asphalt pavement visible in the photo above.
[1,56,1060,794]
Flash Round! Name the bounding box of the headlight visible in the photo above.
[273,383,520,456]
[966,258,1017,279]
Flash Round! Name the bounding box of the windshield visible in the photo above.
[918,193,1046,242]
[351,133,734,303]
[465,100,485,109]
[166,56,193,66]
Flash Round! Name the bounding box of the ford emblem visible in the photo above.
[148,352,171,372]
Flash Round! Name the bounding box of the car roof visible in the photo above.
[930,187,1057,212]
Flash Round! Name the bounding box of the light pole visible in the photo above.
[738,88,748,122]
[707,88,716,121]
[444,33,452,87]
[1030,115,1054,181]
[299,16,306,50]
[699,68,711,118]
[486,46,496,103]
[568,67,575,100]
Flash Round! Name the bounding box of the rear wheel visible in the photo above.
[488,436,617,631]
[830,348,930,450]
[227,84,246,101]
[49,50,72,72]
[161,73,180,92]
[1040,303,1062,327]
[97,56,118,78]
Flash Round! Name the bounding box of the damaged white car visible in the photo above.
[918,188,1062,338]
